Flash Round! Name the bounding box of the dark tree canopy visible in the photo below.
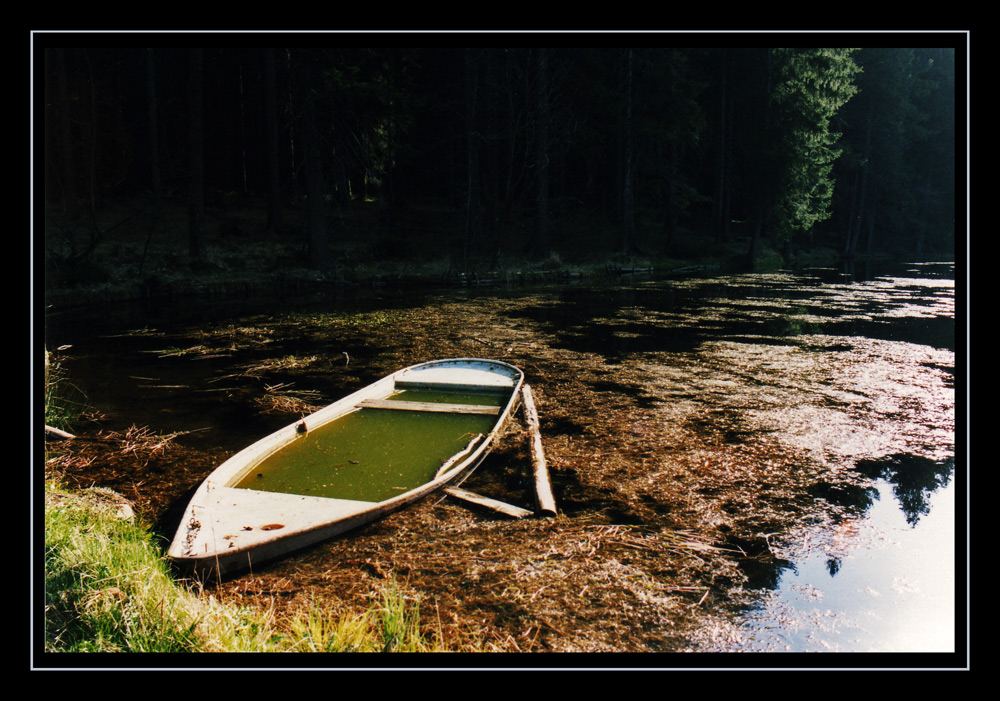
[39,37,962,279]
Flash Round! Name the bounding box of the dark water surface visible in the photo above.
[42,261,961,657]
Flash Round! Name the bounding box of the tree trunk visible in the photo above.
[483,51,502,267]
[665,140,679,251]
[139,48,162,276]
[621,48,636,256]
[864,206,877,256]
[846,101,873,258]
[146,49,161,199]
[263,48,284,234]
[51,48,79,218]
[715,50,728,245]
[463,48,480,270]
[534,48,551,259]
[748,217,763,271]
[188,48,205,262]
[721,58,735,244]
[298,63,333,276]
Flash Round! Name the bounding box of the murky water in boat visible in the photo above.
[42,260,960,655]
[232,399,498,502]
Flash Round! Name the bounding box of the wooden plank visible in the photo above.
[443,487,532,519]
[357,398,500,415]
[521,385,557,517]
[394,380,512,394]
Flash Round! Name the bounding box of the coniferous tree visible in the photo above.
[834,47,956,259]
[634,48,706,253]
[836,48,915,258]
[766,47,860,259]
[906,47,956,257]
[41,42,957,280]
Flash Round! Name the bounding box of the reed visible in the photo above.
[44,348,88,432]
[253,382,323,415]
[284,582,445,653]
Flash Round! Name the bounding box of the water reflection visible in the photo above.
[504,265,956,361]
[853,454,955,527]
[715,477,957,653]
[595,263,957,653]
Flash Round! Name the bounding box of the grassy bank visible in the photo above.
[43,478,447,653]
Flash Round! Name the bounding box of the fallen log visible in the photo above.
[443,486,532,519]
[521,384,557,517]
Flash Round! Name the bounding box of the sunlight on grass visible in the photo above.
[43,478,454,653]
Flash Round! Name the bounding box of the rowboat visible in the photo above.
[167,358,524,578]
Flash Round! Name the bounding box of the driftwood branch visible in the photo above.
[45,425,76,440]
[443,486,532,519]
[521,385,557,517]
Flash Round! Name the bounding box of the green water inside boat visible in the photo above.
[231,389,505,502]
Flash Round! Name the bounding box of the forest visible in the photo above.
[39,39,961,288]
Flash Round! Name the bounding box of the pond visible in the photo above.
[41,260,961,663]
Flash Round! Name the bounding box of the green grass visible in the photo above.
[44,481,203,652]
[283,582,443,653]
[43,479,449,653]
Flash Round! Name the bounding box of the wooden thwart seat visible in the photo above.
[393,379,513,393]
[356,398,501,415]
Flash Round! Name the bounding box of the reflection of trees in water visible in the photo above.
[804,482,879,578]
[807,480,879,512]
[725,534,797,591]
[729,451,953,589]
[853,453,954,526]
[796,454,953,578]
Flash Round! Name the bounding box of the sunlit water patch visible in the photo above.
[694,335,956,464]
[700,474,956,652]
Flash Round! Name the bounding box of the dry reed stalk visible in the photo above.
[584,524,729,558]
[151,345,211,358]
[209,356,320,385]
[253,383,323,415]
